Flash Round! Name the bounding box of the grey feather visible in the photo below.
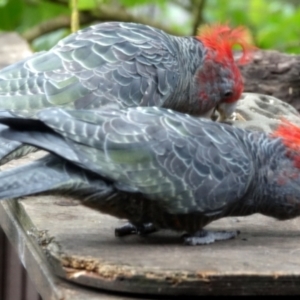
[0,21,243,165]
[1,106,300,238]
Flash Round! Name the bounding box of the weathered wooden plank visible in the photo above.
[3,240,24,300]
[0,187,136,300]
[0,229,5,299]
[25,275,42,300]
[17,195,300,295]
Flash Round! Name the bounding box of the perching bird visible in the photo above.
[0,106,299,245]
[0,22,254,164]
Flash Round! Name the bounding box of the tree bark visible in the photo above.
[238,50,300,111]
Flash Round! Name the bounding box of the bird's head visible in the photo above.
[273,119,300,169]
[259,120,300,220]
[196,24,255,120]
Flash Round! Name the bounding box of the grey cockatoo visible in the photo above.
[0,103,299,244]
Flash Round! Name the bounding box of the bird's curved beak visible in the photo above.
[216,102,238,122]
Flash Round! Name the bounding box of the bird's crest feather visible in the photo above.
[273,119,300,168]
[197,24,255,65]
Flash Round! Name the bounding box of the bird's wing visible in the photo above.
[0,107,253,215]
[0,153,113,201]
[0,22,180,111]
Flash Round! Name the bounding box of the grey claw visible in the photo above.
[115,223,137,237]
[183,230,240,246]
[115,222,157,237]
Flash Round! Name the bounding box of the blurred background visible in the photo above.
[0,0,299,53]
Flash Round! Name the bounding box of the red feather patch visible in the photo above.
[273,119,300,168]
[197,24,255,65]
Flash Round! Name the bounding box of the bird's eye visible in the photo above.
[224,91,233,98]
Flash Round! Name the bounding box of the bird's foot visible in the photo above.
[183,230,240,245]
[115,222,157,237]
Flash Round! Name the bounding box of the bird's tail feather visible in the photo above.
[0,154,114,201]
[0,140,38,166]
[0,111,41,165]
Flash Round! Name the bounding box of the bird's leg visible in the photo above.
[183,229,240,245]
[115,222,157,237]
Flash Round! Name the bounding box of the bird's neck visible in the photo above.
[162,37,207,116]
[241,132,300,220]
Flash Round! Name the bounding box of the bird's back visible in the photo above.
[0,22,186,112]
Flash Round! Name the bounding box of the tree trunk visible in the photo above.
[238,50,300,111]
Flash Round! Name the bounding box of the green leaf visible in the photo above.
[78,0,98,10]
[18,1,69,33]
[119,0,166,7]
[0,0,24,30]
[0,0,8,7]
[32,28,70,51]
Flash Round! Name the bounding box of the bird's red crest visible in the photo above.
[273,119,300,168]
[197,24,255,65]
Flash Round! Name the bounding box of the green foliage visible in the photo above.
[78,0,99,10]
[0,0,24,31]
[0,0,69,32]
[32,28,70,51]
[0,0,299,53]
[205,0,300,53]
[0,0,8,6]
[119,0,167,7]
